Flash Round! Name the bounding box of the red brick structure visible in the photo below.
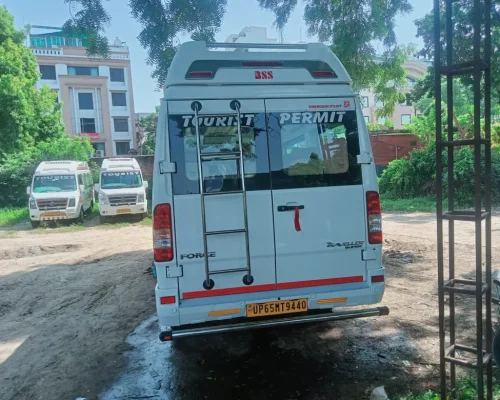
[370,132,421,167]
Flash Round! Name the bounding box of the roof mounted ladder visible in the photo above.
[192,100,253,290]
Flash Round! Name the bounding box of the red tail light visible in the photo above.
[188,71,213,78]
[371,275,385,283]
[366,191,383,244]
[154,204,174,261]
[160,296,176,305]
[312,71,336,77]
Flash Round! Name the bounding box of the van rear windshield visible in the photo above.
[267,110,362,189]
[168,110,362,195]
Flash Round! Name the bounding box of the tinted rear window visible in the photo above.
[267,110,362,189]
[168,114,270,195]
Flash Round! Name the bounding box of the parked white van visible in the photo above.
[96,158,148,223]
[153,41,387,341]
[27,161,94,228]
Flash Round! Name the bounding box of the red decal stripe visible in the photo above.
[183,283,276,299]
[277,276,363,290]
[182,276,363,299]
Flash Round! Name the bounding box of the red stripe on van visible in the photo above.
[277,276,363,290]
[182,276,363,299]
[183,283,276,299]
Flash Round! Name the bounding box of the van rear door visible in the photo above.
[168,100,276,299]
[265,98,367,290]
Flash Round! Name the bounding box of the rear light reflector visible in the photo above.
[154,204,174,261]
[160,296,176,305]
[317,297,347,305]
[366,191,383,244]
[188,71,213,78]
[241,61,283,67]
[312,71,336,77]
[371,275,385,283]
[208,308,241,317]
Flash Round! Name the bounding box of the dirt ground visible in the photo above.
[0,213,499,400]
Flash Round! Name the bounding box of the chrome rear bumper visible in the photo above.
[159,306,389,341]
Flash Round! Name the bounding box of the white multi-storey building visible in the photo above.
[29,26,137,156]
[225,26,430,129]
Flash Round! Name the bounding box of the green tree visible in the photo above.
[0,6,65,158]
[138,107,159,155]
[63,0,413,115]
[414,2,500,101]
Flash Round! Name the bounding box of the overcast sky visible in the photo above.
[3,0,433,112]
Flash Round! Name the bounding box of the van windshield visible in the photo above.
[101,171,143,189]
[33,175,77,193]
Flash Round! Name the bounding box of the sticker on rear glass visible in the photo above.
[181,115,255,128]
[279,111,346,125]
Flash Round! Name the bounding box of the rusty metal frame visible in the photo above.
[434,0,493,398]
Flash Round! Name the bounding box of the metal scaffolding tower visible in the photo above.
[434,0,493,398]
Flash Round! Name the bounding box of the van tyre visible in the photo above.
[77,208,84,224]
[203,279,215,290]
[242,274,254,285]
[100,215,107,224]
[31,220,40,229]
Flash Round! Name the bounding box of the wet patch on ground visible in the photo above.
[101,315,432,400]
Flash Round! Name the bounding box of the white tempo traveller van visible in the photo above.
[153,42,387,341]
[96,158,148,223]
[27,161,94,228]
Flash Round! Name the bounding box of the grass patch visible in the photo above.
[381,195,437,213]
[140,217,152,227]
[396,377,500,399]
[30,223,86,234]
[0,208,29,227]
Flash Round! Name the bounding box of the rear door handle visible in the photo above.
[277,205,304,212]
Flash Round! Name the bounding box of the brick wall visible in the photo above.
[90,155,154,179]
[369,133,421,166]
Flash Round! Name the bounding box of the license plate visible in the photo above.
[43,211,64,217]
[117,208,131,214]
[246,298,308,318]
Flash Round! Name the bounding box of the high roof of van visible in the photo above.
[101,158,140,171]
[35,161,89,174]
[165,41,352,88]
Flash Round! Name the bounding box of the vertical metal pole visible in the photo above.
[434,0,446,398]
[193,106,211,286]
[472,0,484,397]
[484,0,493,398]
[234,103,252,282]
[445,1,456,395]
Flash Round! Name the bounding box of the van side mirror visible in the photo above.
[144,181,149,189]
[79,184,85,193]
[94,183,100,191]
[26,186,31,195]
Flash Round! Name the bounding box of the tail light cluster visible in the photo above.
[153,204,174,262]
[366,191,383,244]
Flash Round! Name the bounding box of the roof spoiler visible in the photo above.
[207,42,309,51]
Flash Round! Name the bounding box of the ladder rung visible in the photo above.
[441,139,490,147]
[203,190,243,196]
[206,228,246,236]
[440,61,489,77]
[444,344,492,369]
[209,267,249,275]
[441,211,489,222]
[443,279,487,296]
[201,151,240,158]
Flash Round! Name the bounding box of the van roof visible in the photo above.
[35,161,89,174]
[165,41,352,88]
[101,157,140,172]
